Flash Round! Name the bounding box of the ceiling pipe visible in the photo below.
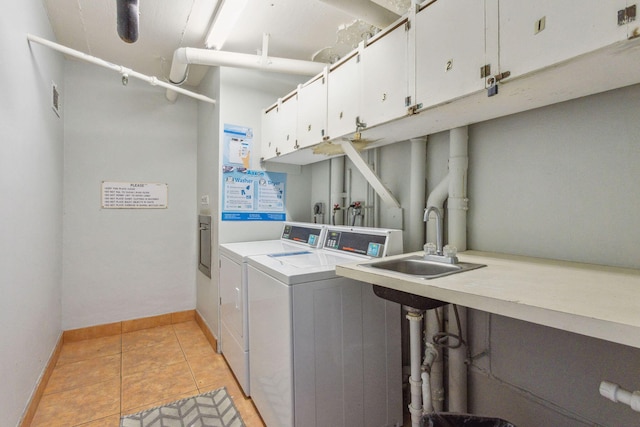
[116,0,139,43]
[27,34,216,104]
[318,0,400,29]
[166,47,326,102]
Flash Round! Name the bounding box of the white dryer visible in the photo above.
[247,226,404,427]
[219,222,326,395]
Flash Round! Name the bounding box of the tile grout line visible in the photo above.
[173,324,201,392]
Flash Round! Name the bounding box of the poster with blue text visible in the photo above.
[221,168,287,222]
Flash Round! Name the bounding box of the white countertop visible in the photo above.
[335,250,640,349]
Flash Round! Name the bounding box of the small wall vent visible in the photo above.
[52,82,60,117]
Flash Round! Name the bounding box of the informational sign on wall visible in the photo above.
[223,124,252,169]
[221,170,287,221]
[101,181,168,209]
[221,123,286,221]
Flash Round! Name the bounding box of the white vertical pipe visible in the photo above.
[448,127,469,251]
[330,157,345,225]
[425,175,449,248]
[409,137,427,251]
[407,310,424,427]
[426,308,445,412]
[447,126,469,413]
[424,139,449,414]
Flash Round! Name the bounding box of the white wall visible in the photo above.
[0,1,64,424]
[354,84,640,426]
[62,61,198,330]
[196,66,221,341]
[306,83,640,426]
[463,84,640,427]
[195,66,309,341]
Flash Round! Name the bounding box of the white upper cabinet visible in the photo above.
[261,91,298,161]
[327,52,361,141]
[495,0,630,80]
[261,103,278,161]
[297,71,328,149]
[415,0,488,111]
[360,19,410,129]
[277,93,298,157]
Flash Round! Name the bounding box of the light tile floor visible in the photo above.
[31,321,265,427]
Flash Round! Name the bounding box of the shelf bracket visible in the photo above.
[338,138,401,209]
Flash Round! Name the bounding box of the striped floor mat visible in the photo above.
[120,387,245,427]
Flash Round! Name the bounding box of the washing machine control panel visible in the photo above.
[324,229,388,257]
[281,224,324,247]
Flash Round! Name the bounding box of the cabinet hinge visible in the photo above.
[405,96,412,107]
[356,54,361,63]
[618,4,636,26]
[405,20,411,31]
[480,64,491,79]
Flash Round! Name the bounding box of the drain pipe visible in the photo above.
[421,342,439,414]
[166,47,325,102]
[408,137,427,251]
[406,309,424,427]
[423,126,470,413]
[424,166,449,414]
[447,127,469,414]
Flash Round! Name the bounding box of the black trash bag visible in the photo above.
[420,412,516,427]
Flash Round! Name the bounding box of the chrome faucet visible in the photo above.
[423,206,458,264]
[424,206,443,255]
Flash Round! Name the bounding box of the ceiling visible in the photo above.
[43,0,410,88]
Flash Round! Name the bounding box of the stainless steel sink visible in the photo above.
[366,255,486,310]
[366,255,486,279]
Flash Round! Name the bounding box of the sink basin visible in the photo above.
[365,255,486,310]
[366,255,485,279]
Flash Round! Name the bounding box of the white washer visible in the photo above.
[247,226,404,427]
[219,222,326,395]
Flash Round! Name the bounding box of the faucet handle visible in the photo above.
[443,245,457,257]
[424,242,437,255]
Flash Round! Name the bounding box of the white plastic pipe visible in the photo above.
[447,127,469,414]
[166,47,325,102]
[407,310,424,427]
[447,127,469,252]
[26,34,216,104]
[600,381,640,412]
[426,308,445,412]
[421,342,438,414]
[408,137,427,251]
[425,175,449,248]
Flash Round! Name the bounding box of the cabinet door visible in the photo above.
[360,21,410,128]
[219,255,243,343]
[327,53,360,140]
[297,74,328,149]
[415,0,487,110]
[497,0,629,79]
[276,93,298,157]
[261,105,278,161]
